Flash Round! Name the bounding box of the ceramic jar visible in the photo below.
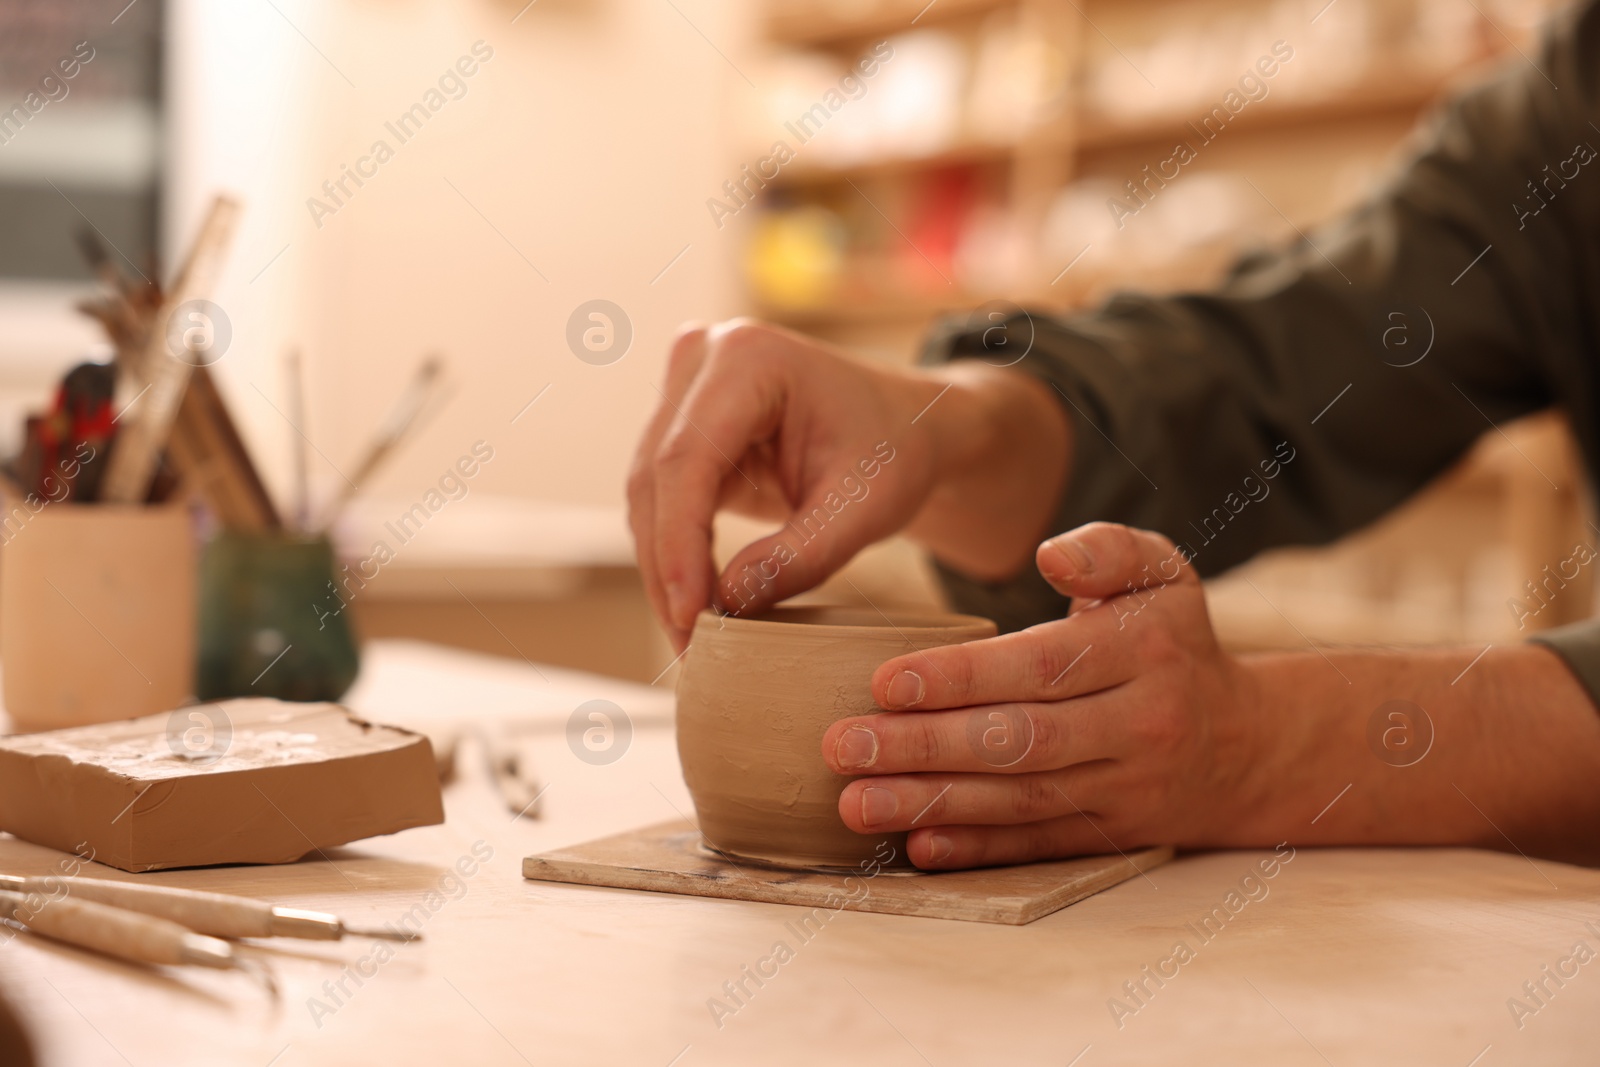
[676,605,996,870]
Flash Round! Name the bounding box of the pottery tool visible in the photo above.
[285,347,311,531]
[102,194,241,504]
[0,699,443,873]
[483,735,545,820]
[0,889,277,997]
[316,355,444,531]
[525,821,1174,925]
[0,876,413,942]
[70,208,279,526]
[165,364,282,529]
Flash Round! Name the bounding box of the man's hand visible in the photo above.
[821,521,1266,869]
[823,520,1600,868]
[628,320,1070,649]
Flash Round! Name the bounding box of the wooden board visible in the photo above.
[523,819,1172,925]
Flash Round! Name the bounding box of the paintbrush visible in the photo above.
[0,889,278,998]
[316,355,444,531]
[73,228,152,367]
[0,876,414,943]
[285,347,310,531]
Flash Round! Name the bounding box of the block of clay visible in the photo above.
[0,699,444,872]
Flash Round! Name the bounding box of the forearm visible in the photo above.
[902,363,1071,581]
[914,7,1600,633]
[1234,643,1600,864]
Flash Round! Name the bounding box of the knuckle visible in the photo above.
[654,427,697,472]
[711,318,771,357]
[1023,704,1062,761]
[1128,700,1182,750]
[919,783,954,823]
[1148,530,1179,559]
[1108,523,1140,564]
[1080,520,1127,539]
[1135,621,1179,663]
[667,324,706,370]
[902,717,946,767]
[1026,634,1071,691]
[1023,821,1058,860]
[1013,775,1060,821]
[942,651,978,705]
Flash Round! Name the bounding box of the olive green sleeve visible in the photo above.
[921,0,1600,673]
[1531,621,1600,701]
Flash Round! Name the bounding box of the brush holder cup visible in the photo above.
[1,504,196,731]
[196,531,359,703]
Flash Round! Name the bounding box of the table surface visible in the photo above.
[2,639,1597,1067]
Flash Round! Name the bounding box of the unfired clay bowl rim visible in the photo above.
[693,605,995,637]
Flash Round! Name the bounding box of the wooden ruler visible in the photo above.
[101,196,242,505]
[166,364,281,528]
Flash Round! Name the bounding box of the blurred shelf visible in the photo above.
[754,242,1237,326]
[767,72,1466,189]
[771,134,1069,186]
[756,294,976,328]
[765,0,1013,47]
[1076,68,1474,152]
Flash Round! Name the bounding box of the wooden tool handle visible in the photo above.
[102,195,241,504]
[46,879,277,939]
[0,891,231,969]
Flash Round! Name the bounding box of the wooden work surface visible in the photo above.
[1,639,1597,1065]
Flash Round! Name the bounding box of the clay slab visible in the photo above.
[0,699,443,872]
[523,820,1173,925]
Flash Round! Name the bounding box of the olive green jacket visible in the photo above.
[924,1,1600,703]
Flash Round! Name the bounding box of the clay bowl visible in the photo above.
[675,605,997,871]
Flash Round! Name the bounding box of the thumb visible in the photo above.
[1035,522,1193,601]
[713,494,881,617]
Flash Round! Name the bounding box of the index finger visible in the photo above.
[628,324,710,648]
[651,321,786,632]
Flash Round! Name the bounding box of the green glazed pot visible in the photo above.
[196,531,359,702]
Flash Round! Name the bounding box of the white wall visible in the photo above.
[172,0,748,516]
[167,0,311,509]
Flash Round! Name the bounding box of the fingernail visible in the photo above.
[926,834,952,862]
[1044,536,1094,581]
[860,787,898,827]
[665,581,694,629]
[886,670,924,709]
[835,725,879,769]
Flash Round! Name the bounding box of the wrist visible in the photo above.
[918,363,1066,479]
[1209,652,1303,845]
[904,363,1072,579]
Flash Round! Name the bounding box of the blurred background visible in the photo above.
[0,0,1589,686]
